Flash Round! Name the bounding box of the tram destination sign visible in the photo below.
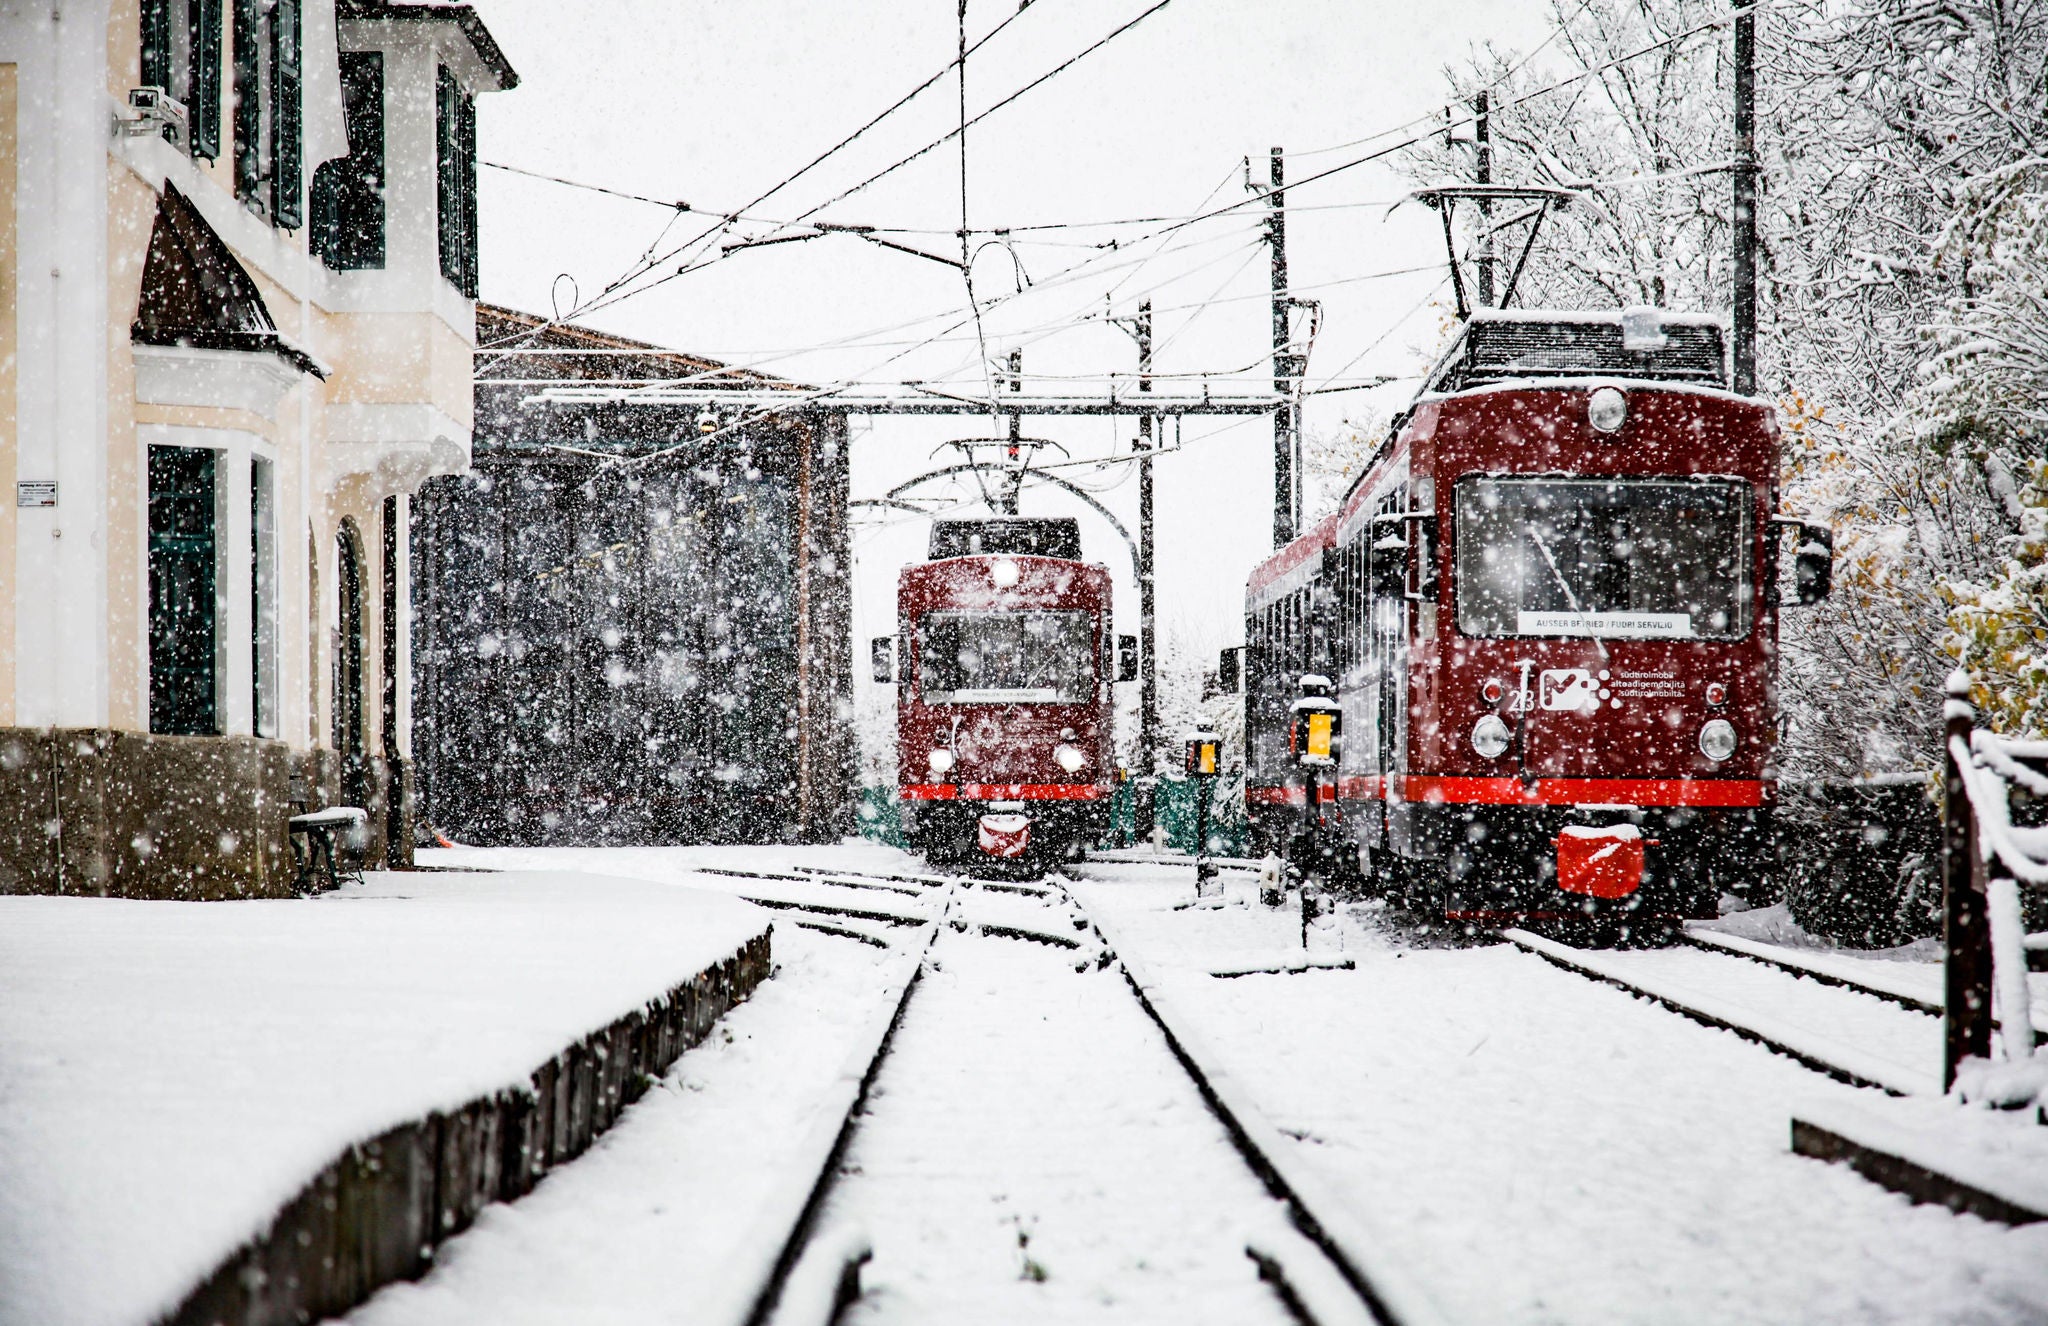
[1518,610,1692,639]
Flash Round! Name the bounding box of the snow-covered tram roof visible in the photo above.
[1424,308,1729,396]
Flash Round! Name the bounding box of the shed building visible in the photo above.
[410,306,853,845]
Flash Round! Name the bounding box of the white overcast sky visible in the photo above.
[470,0,1554,663]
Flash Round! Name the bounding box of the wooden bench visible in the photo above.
[289,806,368,894]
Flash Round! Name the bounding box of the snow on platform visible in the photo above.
[0,870,769,1326]
[1792,1096,2048,1226]
[1071,868,2048,1325]
[339,922,904,1326]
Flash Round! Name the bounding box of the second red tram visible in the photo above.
[878,517,1133,873]
[1242,309,1831,933]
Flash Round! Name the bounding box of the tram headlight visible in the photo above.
[1054,743,1086,774]
[1699,719,1737,762]
[1587,386,1628,433]
[1471,714,1512,760]
[927,747,955,774]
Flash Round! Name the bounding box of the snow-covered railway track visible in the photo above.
[1679,927,1945,1015]
[1072,892,1451,1326]
[719,872,1427,1326]
[1500,928,1938,1096]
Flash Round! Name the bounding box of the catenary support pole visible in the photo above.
[1731,0,1757,395]
[1136,302,1158,841]
[1005,348,1023,515]
[1269,147,1295,547]
[1474,91,1495,308]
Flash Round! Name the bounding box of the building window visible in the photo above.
[149,446,220,736]
[436,66,478,297]
[140,0,223,158]
[233,0,302,228]
[311,51,384,270]
[252,456,279,738]
[335,521,369,806]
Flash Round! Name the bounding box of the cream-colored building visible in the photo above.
[0,0,514,896]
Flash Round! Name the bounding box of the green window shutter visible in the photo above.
[189,0,223,158]
[141,0,171,91]
[270,0,301,227]
[459,89,478,297]
[436,66,460,288]
[232,0,262,208]
[311,51,384,270]
[148,445,220,737]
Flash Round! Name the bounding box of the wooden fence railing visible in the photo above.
[1940,671,2048,1103]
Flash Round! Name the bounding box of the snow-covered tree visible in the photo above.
[1300,409,1388,521]
[1920,162,2048,732]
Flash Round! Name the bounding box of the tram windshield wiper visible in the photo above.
[1527,526,1609,662]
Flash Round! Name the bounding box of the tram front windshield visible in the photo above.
[1454,476,1752,640]
[919,610,1096,703]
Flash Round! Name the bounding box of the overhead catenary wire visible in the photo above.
[515,3,1761,466]
[477,0,1044,350]
[1289,0,1598,159]
[493,226,1264,401]
[482,158,1407,235]
[555,0,1756,387]
[569,0,1187,327]
[1059,2,1760,262]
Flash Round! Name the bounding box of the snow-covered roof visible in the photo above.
[1425,308,1729,395]
[337,0,519,90]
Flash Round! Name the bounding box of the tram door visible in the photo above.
[1367,492,1409,859]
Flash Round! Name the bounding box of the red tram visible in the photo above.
[1240,309,1832,935]
[876,517,1134,873]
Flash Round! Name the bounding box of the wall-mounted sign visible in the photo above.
[16,481,57,508]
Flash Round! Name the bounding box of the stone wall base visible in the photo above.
[0,728,413,898]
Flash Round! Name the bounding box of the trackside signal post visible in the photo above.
[1186,727,1221,901]
[1289,673,1341,887]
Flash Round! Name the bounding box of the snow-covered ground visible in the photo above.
[22,841,2043,1325]
[1072,864,2048,1325]
[384,845,1298,1323]
[0,870,767,1326]
[822,929,1292,1324]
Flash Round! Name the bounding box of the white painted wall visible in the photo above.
[7,0,113,728]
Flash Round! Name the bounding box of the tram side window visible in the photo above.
[1342,538,1367,670]
[1280,597,1291,675]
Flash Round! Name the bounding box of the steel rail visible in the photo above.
[736,894,929,928]
[1076,896,1454,1326]
[1499,929,1928,1096]
[709,917,941,1326]
[723,870,1377,1325]
[690,865,926,898]
[790,918,892,949]
[1680,927,1943,1017]
[791,864,956,889]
